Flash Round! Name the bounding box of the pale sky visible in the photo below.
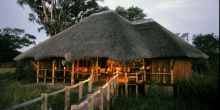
[0,0,219,52]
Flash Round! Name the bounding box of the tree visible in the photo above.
[17,0,106,36]
[192,33,219,74]
[193,34,219,55]
[0,28,36,62]
[115,6,146,21]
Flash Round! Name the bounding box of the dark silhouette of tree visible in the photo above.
[0,28,36,62]
[17,0,107,36]
[192,33,219,74]
[115,6,146,21]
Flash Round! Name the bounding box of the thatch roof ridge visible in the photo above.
[14,10,208,61]
[134,21,208,58]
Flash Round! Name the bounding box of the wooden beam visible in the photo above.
[78,81,83,101]
[170,59,174,84]
[123,61,128,97]
[106,84,110,110]
[136,84,138,97]
[77,60,79,78]
[88,77,93,93]
[41,93,48,110]
[44,69,47,83]
[64,86,71,110]
[71,61,75,85]
[37,61,40,83]
[63,66,66,84]
[88,94,94,110]
[52,59,55,85]
[31,60,38,69]
[142,59,147,81]
[99,87,104,110]
[95,57,99,82]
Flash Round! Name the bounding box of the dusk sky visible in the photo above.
[0,0,219,52]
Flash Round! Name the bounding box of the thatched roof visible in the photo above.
[14,10,208,61]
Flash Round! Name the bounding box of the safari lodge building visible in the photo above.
[14,11,208,87]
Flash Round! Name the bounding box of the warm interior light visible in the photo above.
[116,67,119,72]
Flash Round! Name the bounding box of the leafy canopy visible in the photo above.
[115,6,146,21]
[0,28,36,62]
[17,0,107,36]
[192,33,219,74]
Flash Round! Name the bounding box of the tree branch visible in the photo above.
[51,0,54,21]
[41,0,49,22]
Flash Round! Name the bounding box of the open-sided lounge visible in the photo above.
[14,10,208,87]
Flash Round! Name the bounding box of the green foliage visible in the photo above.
[115,6,146,21]
[111,95,206,110]
[0,28,36,62]
[146,82,163,98]
[17,0,107,36]
[0,81,62,110]
[193,33,219,54]
[178,72,218,110]
[15,60,35,82]
[192,33,219,74]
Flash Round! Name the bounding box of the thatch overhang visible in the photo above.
[14,10,208,62]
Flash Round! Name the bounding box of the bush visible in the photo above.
[178,72,219,109]
[15,60,35,82]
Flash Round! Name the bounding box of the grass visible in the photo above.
[0,81,63,109]
[0,68,16,73]
[111,72,219,110]
[0,70,85,110]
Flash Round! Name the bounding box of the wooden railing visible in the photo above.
[147,72,172,84]
[3,77,93,110]
[118,72,173,84]
[71,74,118,110]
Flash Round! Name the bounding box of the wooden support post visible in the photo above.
[111,79,114,95]
[71,105,79,110]
[129,85,131,95]
[116,75,119,97]
[106,84,110,110]
[78,81,83,101]
[31,60,38,68]
[113,77,117,97]
[125,71,128,97]
[99,87,104,110]
[136,72,138,83]
[77,60,79,78]
[125,82,128,97]
[144,84,147,96]
[110,80,114,104]
[64,86,71,110]
[144,72,146,81]
[171,70,173,84]
[170,59,174,84]
[142,58,146,81]
[123,61,128,97]
[52,60,55,85]
[41,93,48,110]
[120,85,123,96]
[136,84,138,97]
[63,67,66,84]
[88,94,94,110]
[163,74,166,83]
[88,77,93,93]
[71,61,75,85]
[44,69,47,83]
[95,57,99,82]
[37,61,40,83]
